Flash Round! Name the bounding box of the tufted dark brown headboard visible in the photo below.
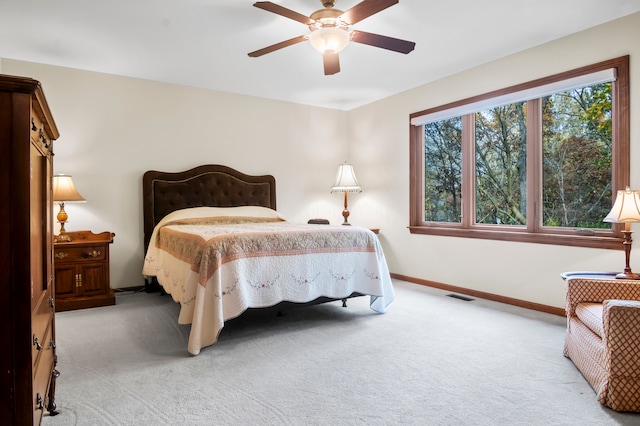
[142,164,276,253]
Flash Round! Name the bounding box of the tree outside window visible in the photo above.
[542,84,612,229]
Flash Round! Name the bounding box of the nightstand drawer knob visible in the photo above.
[83,250,102,258]
[55,252,68,260]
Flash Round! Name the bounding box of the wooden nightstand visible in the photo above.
[54,230,115,312]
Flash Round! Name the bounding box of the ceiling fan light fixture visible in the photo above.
[249,1,416,74]
[309,27,350,54]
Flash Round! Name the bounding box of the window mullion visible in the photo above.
[462,113,475,228]
[526,98,542,232]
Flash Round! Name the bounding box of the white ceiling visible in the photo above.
[1,0,640,110]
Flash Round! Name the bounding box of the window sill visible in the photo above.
[408,225,623,250]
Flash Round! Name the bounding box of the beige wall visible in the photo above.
[347,12,640,308]
[3,12,639,309]
[1,60,349,290]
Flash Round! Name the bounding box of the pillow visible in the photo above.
[157,206,285,228]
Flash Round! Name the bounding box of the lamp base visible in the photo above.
[56,219,72,242]
[341,206,351,226]
[55,232,71,243]
[615,271,640,280]
[616,228,639,279]
[56,203,73,242]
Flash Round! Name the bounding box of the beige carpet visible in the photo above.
[42,280,640,425]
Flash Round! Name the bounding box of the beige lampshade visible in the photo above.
[603,187,640,223]
[53,174,85,202]
[330,163,362,193]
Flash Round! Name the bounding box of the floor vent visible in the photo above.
[446,294,474,302]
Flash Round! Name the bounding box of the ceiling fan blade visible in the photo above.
[323,52,340,75]
[253,1,314,25]
[248,35,308,57]
[350,30,415,54]
[340,0,398,25]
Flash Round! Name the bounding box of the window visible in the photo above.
[409,56,629,249]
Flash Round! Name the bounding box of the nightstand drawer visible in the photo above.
[54,245,106,263]
[54,231,115,312]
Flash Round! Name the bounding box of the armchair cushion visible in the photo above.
[575,303,604,338]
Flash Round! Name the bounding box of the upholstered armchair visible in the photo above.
[563,276,640,412]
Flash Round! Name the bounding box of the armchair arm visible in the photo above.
[565,278,640,317]
[602,300,640,377]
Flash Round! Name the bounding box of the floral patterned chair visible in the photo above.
[563,276,640,412]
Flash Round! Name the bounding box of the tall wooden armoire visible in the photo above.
[0,75,60,425]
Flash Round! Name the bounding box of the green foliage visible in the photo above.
[582,83,612,140]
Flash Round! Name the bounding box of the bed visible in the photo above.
[142,164,394,355]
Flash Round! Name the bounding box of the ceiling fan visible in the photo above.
[248,0,416,75]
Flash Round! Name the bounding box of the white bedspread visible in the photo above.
[142,207,394,355]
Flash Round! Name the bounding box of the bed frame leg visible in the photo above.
[341,298,347,307]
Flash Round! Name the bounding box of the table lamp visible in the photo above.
[53,174,85,242]
[330,162,362,225]
[603,187,640,279]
